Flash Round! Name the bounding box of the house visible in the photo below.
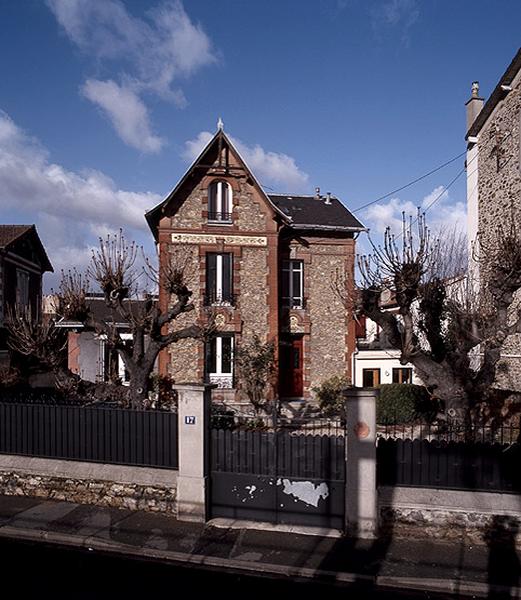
[466,47,521,275]
[47,294,156,385]
[0,225,53,368]
[465,47,521,390]
[352,289,421,388]
[146,125,365,405]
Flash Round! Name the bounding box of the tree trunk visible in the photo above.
[127,367,150,409]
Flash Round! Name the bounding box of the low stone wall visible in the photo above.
[0,455,177,514]
[379,486,521,545]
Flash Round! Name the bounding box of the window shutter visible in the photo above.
[222,253,232,301]
[221,336,233,374]
[206,337,217,375]
[281,260,290,305]
[208,183,217,215]
[222,183,229,215]
[206,253,217,302]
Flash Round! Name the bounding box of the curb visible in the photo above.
[0,525,514,598]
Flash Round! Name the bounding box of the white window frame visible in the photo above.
[215,254,224,302]
[209,335,234,376]
[283,260,304,309]
[208,181,233,222]
[208,335,234,389]
[98,333,132,386]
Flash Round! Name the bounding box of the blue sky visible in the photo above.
[0,0,519,289]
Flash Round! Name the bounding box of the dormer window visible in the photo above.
[208,180,233,223]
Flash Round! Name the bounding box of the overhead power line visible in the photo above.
[391,166,467,241]
[353,151,466,214]
[423,167,466,214]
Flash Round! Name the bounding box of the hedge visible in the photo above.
[377,383,437,424]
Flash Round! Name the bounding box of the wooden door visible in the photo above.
[279,336,304,398]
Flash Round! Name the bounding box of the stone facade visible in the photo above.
[475,73,521,253]
[0,471,177,514]
[380,486,521,546]
[0,457,177,514]
[307,238,355,392]
[149,129,362,405]
[467,53,521,391]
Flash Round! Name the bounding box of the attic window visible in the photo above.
[208,180,233,223]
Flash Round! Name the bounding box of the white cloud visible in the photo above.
[47,0,217,148]
[182,131,213,163]
[183,131,310,192]
[82,79,165,153]
[363,185,466,238]
[0,110,161,289]
[370,0,420,44]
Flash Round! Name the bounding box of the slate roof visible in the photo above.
[0,224,53,272]
[467,47,521,139]
[145,128,365,236]
[55,295,156,327]
[269,194,365,232]
[0,225,33,248]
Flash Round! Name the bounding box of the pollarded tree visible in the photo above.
[235,335,275,416]
[8,232,212,408]
[340,212,521,420]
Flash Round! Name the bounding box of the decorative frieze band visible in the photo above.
[171,233,267,247]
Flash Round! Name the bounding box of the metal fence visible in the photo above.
[377,420,521,493]
[0,403,178,469]
[211,416,345,481]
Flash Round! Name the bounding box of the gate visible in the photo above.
[210,416,346,529]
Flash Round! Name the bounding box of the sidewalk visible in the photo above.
[0,494,519,598]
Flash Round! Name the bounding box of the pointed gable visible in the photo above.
[0,224,53,272]
[146,129,288,240]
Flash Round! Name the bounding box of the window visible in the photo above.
[206,334,234,388]
[392,367,413,384]
[206,253,233,305]
[208,180,232,222]
[282,260,304,308]
[16,269,30,310]
[99,333,131,385]
[362,368,380,387]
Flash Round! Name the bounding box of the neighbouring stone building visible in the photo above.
[0,225,53,369]
[466,47,521,390]
[146,126,364,406]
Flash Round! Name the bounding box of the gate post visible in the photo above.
[174,383,215,522]
[344,387,378,539]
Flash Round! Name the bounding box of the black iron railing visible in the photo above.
[281,297,306,309]
[376,420,521,493]
[204,290,236,306]
[0,403,178,469]
[208,211,232,222]
[211,414,346,481]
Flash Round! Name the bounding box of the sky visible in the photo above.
[0,0,520,290]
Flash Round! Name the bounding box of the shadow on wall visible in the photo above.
[486,515,520,599]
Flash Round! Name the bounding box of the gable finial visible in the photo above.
[217,117,224,131]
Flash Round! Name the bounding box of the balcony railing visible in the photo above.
[281,297,306,309]
[208,211,233,223]
[204,290,236,307]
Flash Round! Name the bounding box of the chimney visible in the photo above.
[325,192,332,205]
[465,81,484,133]
[315,186,321,200]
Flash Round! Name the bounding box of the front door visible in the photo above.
[279,336,303,398]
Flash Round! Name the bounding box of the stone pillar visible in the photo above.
[174,383,215,522]
[344,387,378,539]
